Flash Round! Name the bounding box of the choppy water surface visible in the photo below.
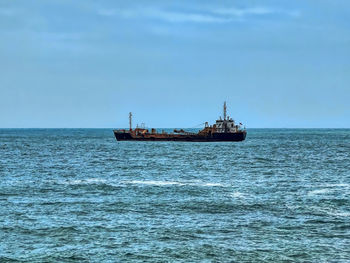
[1,129,350,262]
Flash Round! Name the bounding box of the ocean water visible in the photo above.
[1,128,350,262]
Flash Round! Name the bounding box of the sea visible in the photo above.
[0,129,349,262]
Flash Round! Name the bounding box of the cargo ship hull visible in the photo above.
[113,130,246,142]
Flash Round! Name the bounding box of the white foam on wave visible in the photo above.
[123,180,227,187]
[308,189,331,196]
[326,210,350,217]
[230,192,245,198]
[323,183,350,188]
[308,183,350,196]
[124,180,184,186]
[57,179,227,187]
[315,207,350,217]
[198,182,226,187]
[60,178,107,185]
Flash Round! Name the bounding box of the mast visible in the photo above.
[129,112,132,131]
[223,101,227,132]
[223,101,227,120]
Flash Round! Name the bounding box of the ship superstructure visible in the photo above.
[113,102,246,142]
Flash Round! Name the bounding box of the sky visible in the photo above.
[0,0,349,128]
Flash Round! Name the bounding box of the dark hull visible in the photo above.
[114,131,246,142]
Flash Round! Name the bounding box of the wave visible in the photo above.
[308,189,331,196]
[124,180,184,186]
[323,183,350,188]
[199,182,226,187]
[59,178,107,185]
[326,210,350,217]
[314,207,350,218]
[56,178,228,188]
[123,180,227,187]
[308,183,350,196]
[230,192,246,198]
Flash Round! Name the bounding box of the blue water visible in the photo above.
[1,129,350,262]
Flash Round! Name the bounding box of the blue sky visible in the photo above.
[0,0,349,128]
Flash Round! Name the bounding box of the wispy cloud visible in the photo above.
[98,8,229,23]
[213,7,275,17]
[146,10,229,23]
[212,7,301,21]
[97,6,300,24]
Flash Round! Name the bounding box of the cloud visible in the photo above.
[213,7,275,17]
[213,7,301,18]
[145,9,230,23]
[98,8,229,23]
[97,6,300,24]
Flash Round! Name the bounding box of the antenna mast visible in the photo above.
[223,101,227,120]
[129,112,132,130]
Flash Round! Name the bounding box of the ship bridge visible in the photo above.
[215,118,237,133]
[213,102,242,133]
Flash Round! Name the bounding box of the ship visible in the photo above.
[113,102,246,142]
